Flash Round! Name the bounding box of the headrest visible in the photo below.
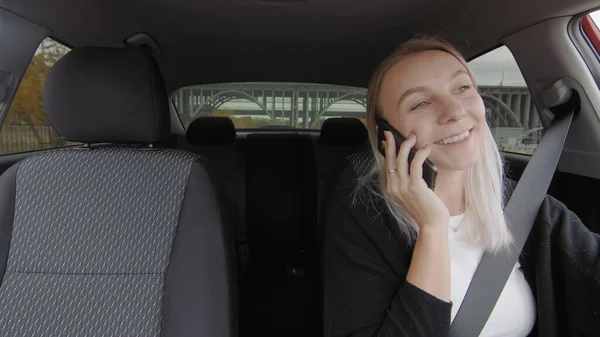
[320,118,369,146]
[43,47,169,144]
[186,117,236,146]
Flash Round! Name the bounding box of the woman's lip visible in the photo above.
[435,128,473,145]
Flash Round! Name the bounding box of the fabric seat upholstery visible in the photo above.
[0,47,235,337]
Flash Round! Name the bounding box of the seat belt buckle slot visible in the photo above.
[286,266,306,277]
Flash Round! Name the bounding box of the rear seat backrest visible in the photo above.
[312,118,370,215]
[180,117,241,233]
[175,117,370,337]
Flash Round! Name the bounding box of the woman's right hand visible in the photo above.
[383,130,450,229]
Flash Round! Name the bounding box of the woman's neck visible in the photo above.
[434,169,467,216]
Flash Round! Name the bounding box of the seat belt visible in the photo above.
[449,84,579,337]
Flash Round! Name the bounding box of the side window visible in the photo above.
[586,10,600,50]
[468,46,541,155]
[582,10,600,74]
[0,38,73,155]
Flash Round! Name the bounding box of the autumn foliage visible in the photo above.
[5,39,69,126]
[0,39,72,154]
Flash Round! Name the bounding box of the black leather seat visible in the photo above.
[0,47,236,337]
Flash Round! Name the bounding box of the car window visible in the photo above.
[172,83,367,129]
[468,46,541,155]
[173,47,539,156]
[582,10,600,80]
[0,37,75,155]
[590,9,600,26]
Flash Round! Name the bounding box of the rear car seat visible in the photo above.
[312,118,370,217]
[312,119,370,336]
[175,117,370,337]
[0,47,236,337]
[179,116,249,279]
[180,117,243,238]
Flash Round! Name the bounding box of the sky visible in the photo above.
[468,46,527,87]
[591,10,600,26]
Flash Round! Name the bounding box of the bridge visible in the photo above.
[172,83,541,136]
[173,83,368,128]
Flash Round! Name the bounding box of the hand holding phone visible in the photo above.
[377,118,449,230]
[376,117,437,190]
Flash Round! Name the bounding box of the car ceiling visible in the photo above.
[1,0,599,93]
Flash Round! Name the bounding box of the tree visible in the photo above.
[0,38,71,152]
[5,38,70,126]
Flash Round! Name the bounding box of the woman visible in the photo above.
[322,36,600,337]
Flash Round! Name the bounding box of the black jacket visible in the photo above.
[323,163,600,337]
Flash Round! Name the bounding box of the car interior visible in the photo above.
[0,0,600,336]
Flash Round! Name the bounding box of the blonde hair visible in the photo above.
[354,35,513,253]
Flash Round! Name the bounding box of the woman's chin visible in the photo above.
[431,153,480,172]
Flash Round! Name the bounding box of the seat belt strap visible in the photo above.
[449,88,579,337]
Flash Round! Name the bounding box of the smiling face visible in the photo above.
[377,49,487,171]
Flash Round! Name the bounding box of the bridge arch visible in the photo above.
[310,92,367,128]
[192,90,273,119]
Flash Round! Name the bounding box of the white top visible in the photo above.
[448,213,537,337]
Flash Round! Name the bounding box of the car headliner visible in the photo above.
[1,0,599,92]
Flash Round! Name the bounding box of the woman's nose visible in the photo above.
[438,97,467,124]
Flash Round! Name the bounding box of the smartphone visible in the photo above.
[376,117,438,190]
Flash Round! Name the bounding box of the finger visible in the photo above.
[396,133,416,184]
[384,131,398,170]
[410,144,432,187]
[383,131,402,191]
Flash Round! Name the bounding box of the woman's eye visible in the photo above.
[457,85,472,93]
[411,102,429,111]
